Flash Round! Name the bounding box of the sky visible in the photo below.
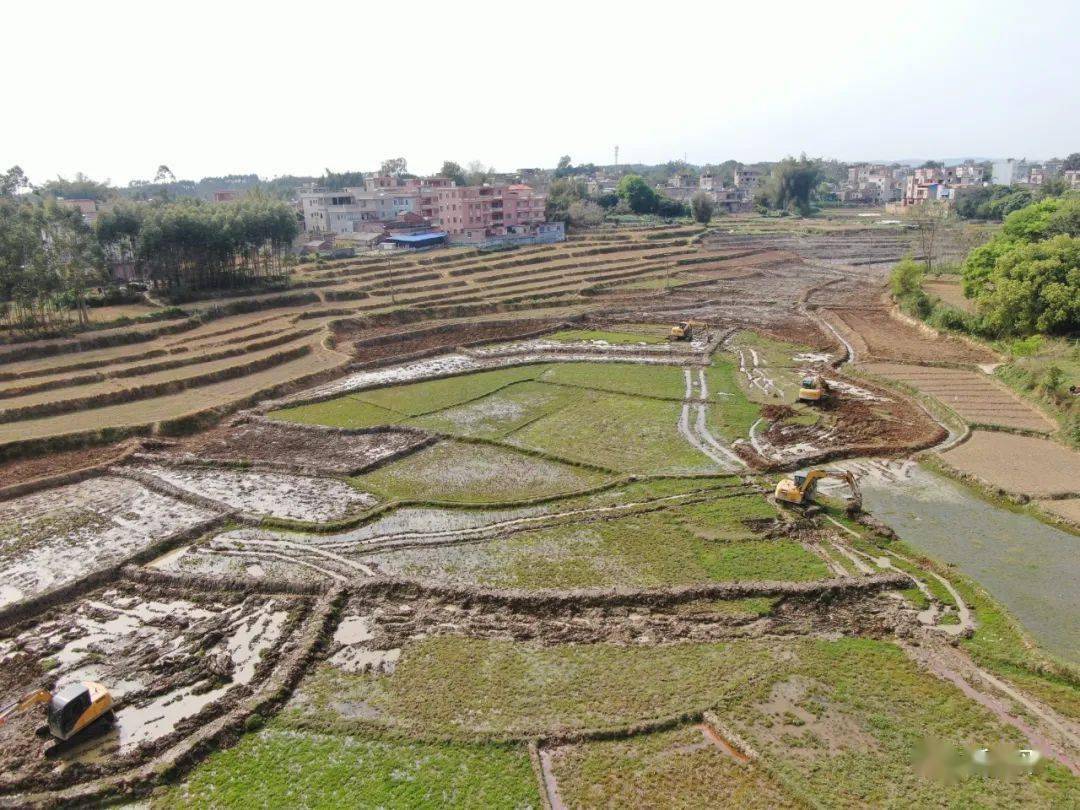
[5,0,1079,185]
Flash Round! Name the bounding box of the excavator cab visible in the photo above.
[774,468,861,513]
[797,375,828,403]
[1,681,114,742]
[670,321,693,341]
[48,682,113,741]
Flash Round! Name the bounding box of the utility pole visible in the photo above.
[614,145,619,168]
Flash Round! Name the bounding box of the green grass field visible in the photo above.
[723,637,1079,808]
[550,726,797,808]
[545,327,669,345]
[537,362,686,399]
[352,439,610,503]
[153,726,539,809]
[367,494,824,589]
[288,637,777,737]
[510,391,711,474]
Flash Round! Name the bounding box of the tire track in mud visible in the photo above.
[903,640,1080,776]
[678,367,744,471]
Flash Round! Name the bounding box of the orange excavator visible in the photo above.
[0,681,114,742]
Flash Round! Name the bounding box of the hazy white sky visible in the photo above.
[5,0,1079,184]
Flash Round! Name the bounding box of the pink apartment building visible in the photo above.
[418,183,550,242]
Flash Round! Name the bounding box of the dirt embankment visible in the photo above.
[347,588,916,653]
[333,317,563,363]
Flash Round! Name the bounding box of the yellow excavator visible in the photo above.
[774,469,862,513]
[0,681,114,742]
[670,320,709,341]
[797,374,829,403]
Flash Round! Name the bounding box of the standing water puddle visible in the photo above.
[859,463,1079,662]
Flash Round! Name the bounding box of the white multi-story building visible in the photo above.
[299,188,418,234]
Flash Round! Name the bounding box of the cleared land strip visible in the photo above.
[824,307,996,365]
[860,361,1055,432]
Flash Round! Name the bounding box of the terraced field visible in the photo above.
[862,362,1056,432]
[1,218,1078,808]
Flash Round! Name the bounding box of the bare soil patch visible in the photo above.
[333,318,560,362]
[923,277,976,314]
[171,420,428,475]
[942,431,1080,498]
[861,362,1055,432]
[0,442,129,490]
[828,308,994,364]
[1037,498,1080,524]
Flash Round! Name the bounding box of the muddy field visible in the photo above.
[126,462,379,522]
[167,419,430,475]
[0,476,220,608]
[0,581,309,791]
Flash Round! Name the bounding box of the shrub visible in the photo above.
[890,256,923,299]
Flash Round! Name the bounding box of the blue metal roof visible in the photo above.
[389,231,447,243]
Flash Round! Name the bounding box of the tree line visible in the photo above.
[96,196,299,300]
[1,167,300,333]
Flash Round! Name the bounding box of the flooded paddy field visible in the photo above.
[859,463,1080,662]
[0,581,310,792]
[0,476,220,608]
[126,462,379,522]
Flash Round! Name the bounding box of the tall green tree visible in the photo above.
[759,155,822,216]
[616,175,659,214]
[0,166,30,197]
[439,161,467,186]
[690,191,714,224]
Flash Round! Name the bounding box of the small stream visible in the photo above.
[858,463,1079,663]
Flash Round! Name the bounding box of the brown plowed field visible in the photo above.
[826,308,995,364]
[942,430,1080,497]
[861,362,1056,432]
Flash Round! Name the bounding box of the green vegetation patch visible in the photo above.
[367,494,818,589]
[722,637,1079,808]
[703,358,763,440]
[269,396,403,429]
[353,439,609,503]
[546,327,668,345]
[355,366,544,416]
[290,637,778,737]
[408,380,581,439]
[538,361,686,399]
[153,725,539,809]
[550,725,796,808]
[510,390,712,473]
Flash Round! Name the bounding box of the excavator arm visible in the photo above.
[0,689,51,726]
